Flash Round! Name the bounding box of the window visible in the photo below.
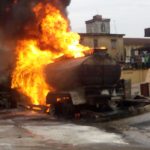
[80,37,84,44]
[111,39,117,49]
[101,23,106,32]
[93,39,98,48]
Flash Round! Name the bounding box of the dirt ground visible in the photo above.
[0,109,150,150]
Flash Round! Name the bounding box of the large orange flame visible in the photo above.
[11,3,90,105]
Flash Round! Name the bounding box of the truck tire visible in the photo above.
[61,102,75,119]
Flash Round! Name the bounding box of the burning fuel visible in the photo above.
[9,1,90,105]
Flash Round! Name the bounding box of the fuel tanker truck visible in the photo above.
[45,48,149,118]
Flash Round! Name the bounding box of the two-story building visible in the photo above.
[80,33,125,61]
[80,15,125,61]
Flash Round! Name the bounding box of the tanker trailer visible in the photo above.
[45,49,125,117]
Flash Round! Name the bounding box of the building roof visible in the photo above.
[124,38,150,46]
[85,15,110,24]
[145,28,150,30]
[79,33,125,37]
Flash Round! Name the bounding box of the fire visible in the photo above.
[11,3,90,105]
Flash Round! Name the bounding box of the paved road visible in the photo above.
[0,110,150,150]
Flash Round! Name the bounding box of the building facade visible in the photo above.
[80,15,125,61]
[124,38,150,67]
[80,33,125,61]
[85,15,110,34]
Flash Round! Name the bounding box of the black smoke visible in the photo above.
[0,0,71,85]
[0,0,71,41]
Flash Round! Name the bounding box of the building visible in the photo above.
[124,38,150,67]
[85,15,110,34]
[80,33,125,61]
[80,15,125,61]
[145,28,150,37]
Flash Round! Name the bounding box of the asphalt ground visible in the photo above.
[0,109,150,150]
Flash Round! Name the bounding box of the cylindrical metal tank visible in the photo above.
[45,53,121,91]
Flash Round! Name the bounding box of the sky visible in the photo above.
[68,0,150,37]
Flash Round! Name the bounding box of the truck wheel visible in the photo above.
[61,102,75,119]
[49,104,56,117]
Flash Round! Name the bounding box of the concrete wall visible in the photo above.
[80,35,124,61]
[86,21,110,34]
[121,69,148,84]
